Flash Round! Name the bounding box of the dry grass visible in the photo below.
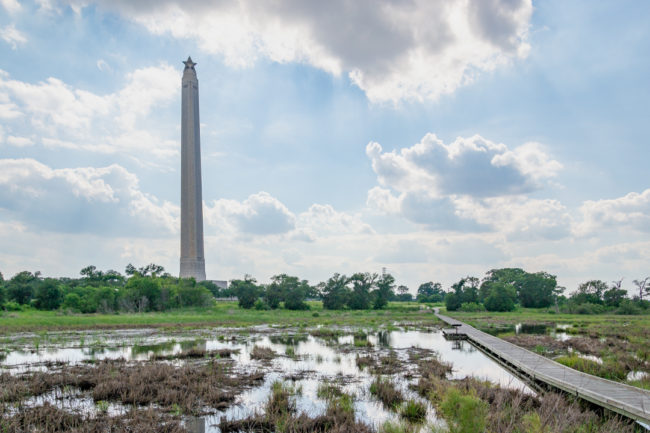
[152,347,239,360]
[219,381,373,433]
[250,345,277,361]
[1,358,264,416]
[0,403,188,433]
[369,377,404,409]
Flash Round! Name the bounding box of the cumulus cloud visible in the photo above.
[576,189,650,236]
[0,158,178,235]
[0,0,21,14]
[365,133,566,236]
[455,196,572,241]
[0,65,178,159]
[296,204,374,238]
[367,133,561,198]
[61,0,532,103]
[205,192,296,236]
[0,24,27,49]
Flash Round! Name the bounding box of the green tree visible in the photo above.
[417,281,445,303]
[123,276,162,312]
[33,278,63,310]
[176,283,213,307]
[7,271,40,305]
[373,273,395,309]
[0,271,5,306]
[518,272,557,308]
[347,272,377,310]
[62,292,82,312]
[396,285,412,302]
[603,287,627,307]
[444,292,462,311]
[572,280,608,305]
[484,282,517,312]
[320,274,350,310]
[231,277,259,309]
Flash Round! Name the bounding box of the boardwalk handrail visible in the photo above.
[434,309,650,425]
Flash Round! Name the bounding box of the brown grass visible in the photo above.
[1,358,264,416]
[0,403,189,433]
[152,347,239,360]
[250,345,277,361]
[369,377,403,409]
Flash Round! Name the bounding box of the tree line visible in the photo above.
[0,266,648,315]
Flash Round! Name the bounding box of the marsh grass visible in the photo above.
[0,403,189,433]
[398,400,427,423]
[250,345,277,361]
[555,354,628,381]
[219,381,372,433]
[0,358,264,416]
[369,377,404,409]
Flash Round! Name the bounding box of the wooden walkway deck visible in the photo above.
[434,310,650,425]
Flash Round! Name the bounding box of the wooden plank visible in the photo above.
[434,310,650,425]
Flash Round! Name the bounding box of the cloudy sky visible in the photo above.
[1,0,648,294]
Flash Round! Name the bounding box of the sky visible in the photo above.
[0,0,649,294]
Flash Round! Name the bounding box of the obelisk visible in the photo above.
[179,56,206,281]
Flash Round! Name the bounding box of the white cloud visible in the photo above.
[365,133,567,235]
[296,203,374,238]
[0,64,178,159]
[205,192,296,236]
[0,0,21,14]
[6,135,33,147]
[62,0,532,103]
[0,24,26,49]
[0,158,178,235]
[455,196,572,241]
[96,59,110,72]
[366,133,561,198]
[576,189,650,236]
[0,90,22,119]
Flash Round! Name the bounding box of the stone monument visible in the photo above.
[179,56,206,281]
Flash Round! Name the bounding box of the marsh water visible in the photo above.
[1,325,535,432]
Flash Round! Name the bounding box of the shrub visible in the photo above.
[439,388,487,433]
[399,399,427,423]
[254,299,270,310]
[459,302,485,312]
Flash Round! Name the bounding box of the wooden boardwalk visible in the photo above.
[435,310,650,425]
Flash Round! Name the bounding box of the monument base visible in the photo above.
[180,258,206,282]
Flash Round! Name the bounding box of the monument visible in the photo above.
[179,56,206,281]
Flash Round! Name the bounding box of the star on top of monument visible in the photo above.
[183,56,196,70]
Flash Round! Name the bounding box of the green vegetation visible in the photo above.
[0,301,438,333]
[398,399,427,423]
[555,354,627,381]
[445,308,650,390]
[439,388,487,433]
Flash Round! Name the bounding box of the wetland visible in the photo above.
[0,314,638,432]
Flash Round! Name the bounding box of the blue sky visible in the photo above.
[1,0,649,294]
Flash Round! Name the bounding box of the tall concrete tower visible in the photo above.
[179,56,206,281]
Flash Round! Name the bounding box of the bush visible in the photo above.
[176,284,213,308]
[3,301,22,311]
[439,388,488,433]
[62,293,82,312]
[616,299,643,315]
[459,302,485,312]
[254,299,270,310]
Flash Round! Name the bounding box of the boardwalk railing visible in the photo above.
[435,310,650,425]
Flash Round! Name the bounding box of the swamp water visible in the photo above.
[1,327,532,432]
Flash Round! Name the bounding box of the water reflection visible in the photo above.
[2,327,534,433]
